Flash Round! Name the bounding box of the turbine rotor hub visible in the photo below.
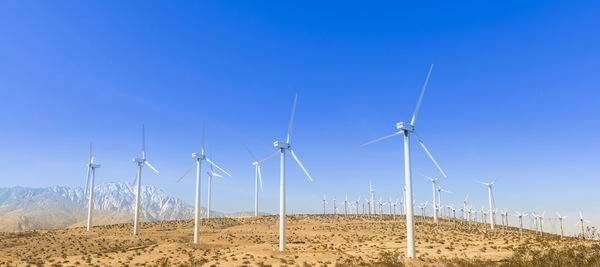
[273,141,290,149]
[396,122,414,132]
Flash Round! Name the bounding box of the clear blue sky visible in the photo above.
[1,1,599,235]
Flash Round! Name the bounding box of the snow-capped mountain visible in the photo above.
[0,182,223,232]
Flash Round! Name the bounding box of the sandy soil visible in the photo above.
[0,214,593,266]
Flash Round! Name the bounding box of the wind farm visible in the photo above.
[1,1,600,266]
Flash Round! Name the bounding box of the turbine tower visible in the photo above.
[478,180,496,230]
[177,122,231,243]
[84,142,101,232]
[132,125,159,236]
[245,146,264,216]
[257,93,313,251]
[362,64,446,258]
[369,180,375,216]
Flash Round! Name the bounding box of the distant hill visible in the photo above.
[0,182,225,232]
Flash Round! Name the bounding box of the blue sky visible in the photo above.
[1,1,599,235]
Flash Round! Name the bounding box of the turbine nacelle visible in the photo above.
[132,157,144,164]
[274,141,290,149]
[90,164,101,168]
[396,122,414,132]
[192,152,206,160]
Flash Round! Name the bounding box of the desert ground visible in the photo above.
[1,214,599,266]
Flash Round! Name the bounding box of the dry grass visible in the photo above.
[0,214,597,266]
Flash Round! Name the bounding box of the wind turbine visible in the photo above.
[515,211,527,237]
[257,94,313,251]
[245,146,264,216]
[462,193,469,220]
[478,180,496,230]
[333,197,337,215]
[322,195,328,215]
[362,64,446,259]
[538,212,545,236]
[355,196,361,216]
[576,211,591,240]
[206,161,225,219]
[369,180,375,216]
[556,212,568,239]
[131,125,159,236]
[423,175,439,223]
[436,186,452,217]
[418,201,428,225]
[177,122,231,243]
[344,194,348,216]
[84,142,101,232]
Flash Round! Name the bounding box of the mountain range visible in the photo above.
[0,182,225,232]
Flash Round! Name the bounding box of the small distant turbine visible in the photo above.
[245,146,264,217]
[132,125,160,236]
[556,212,568,239]
[576,211,591,240]
[423,175,439,223]
[322,195,328,215]
[206,161,225,219]
[462,193,469,220]
[84,142,101,232]
[515,211,528,237]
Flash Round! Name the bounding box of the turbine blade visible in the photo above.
[132,173,138,187]
[210,172,223,178]
[580,211,583,219]
[361,131,402,146]
[258,150,279,165]
[289,149,313,182]
[177,162,198,183]
[412,131,447,178]
[556,212,561,218]
[205,158,231,176]
[257,166,263,192]
[244,145,258,161]
[142,124,146,160]
[145,161,159,174]
[287,93,298,144]
[410,64,434,126]
[89,142,93,163]
[84,166,91,197]
[201,120,205,155]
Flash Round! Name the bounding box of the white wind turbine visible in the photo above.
[84,142,101,232]
[478,180,496,230]
[333,196,337,215]
[515,211,528,237]
[344,194,348,215]
[131,125,160,236]
[257,93,313,251]
[538,212,545,236]
[322,195,328,215]
[206,160,225,219]
[576,211,591,240]
[355,196,361,216]
[423,175,439,223]
[436,186,452,217]
[177,123,231,243]
[245,147,264,216]
[369,180,375,216]
[362,64,446,258]
[556,212,568,239]
[462,193,469,220]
